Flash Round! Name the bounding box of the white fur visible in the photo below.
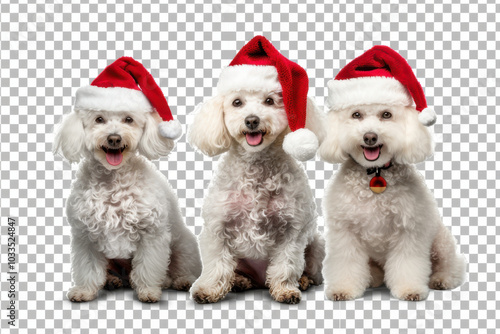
[75,86,153,113]
[188,90,325,304]
[319,103,466,301]
[326,77,413,111]
[419,107,437,127]
[53,109,201,302]
[217,65,281,95]
[158,119,183,139]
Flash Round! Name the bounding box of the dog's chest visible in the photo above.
[72,174,159,259]
[221,171,298,258]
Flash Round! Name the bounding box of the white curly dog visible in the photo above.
[54,105,201,303]
[188,90,326,304]
[319,46,466,301]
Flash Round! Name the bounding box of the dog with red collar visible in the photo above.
[319,46,466,301]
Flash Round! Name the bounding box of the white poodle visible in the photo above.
[319,102,466,301]
[187,91,326,304]
[53,108,201,303]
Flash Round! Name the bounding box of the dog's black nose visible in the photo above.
[363,132,378,146]
[107,134,122,147]
[245,116,260,130]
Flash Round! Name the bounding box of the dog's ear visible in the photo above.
[318,111,349,164]
[305,96,327,145]
[138,112,175,160]
[188,95,231,157]
[395,106,434,164]
[53,110,86,163]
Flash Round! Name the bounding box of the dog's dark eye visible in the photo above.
[232,99,242,107]
[95,117,104,123]
[265,98,274,105]
[382,111,392,119]
[125,117,133,123]
[352,112,362,119]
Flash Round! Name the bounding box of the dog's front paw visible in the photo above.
[171,275,197,292]
[136,287,162,303]
[190,282,229,304]
[298,275,314,291]
[269,285,302,304]
[67,286,98,302]
[391,285,429,301]
[429,272,455,290]
[325,284,364,301]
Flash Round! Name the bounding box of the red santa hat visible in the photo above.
[216,35,318,161]
[74,57,182,139]
[326,45,437,126]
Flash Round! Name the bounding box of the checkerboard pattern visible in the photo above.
[1,0,498,332]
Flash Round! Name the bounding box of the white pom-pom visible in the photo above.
[158,119,182,139]
[419,107,437,127]
[283,128,319,161]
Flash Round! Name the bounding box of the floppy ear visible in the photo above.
[395,107,434,164]
[138,112,175,160]
[53,110,86,163]
[187,95,231,157]
[317,111,348,164]
[305,96,327,145]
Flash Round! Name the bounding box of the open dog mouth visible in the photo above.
[101,146,127,166]
[361,144,383,161]
[243,130,266,146]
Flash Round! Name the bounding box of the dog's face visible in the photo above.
[222,90,289,153]
[53,109,174,167]
[319,104,433,167]
[80,110,145,169]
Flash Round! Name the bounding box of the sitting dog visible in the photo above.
[53,57,201,303]
[188,36,325,304]
[319,46,466,301]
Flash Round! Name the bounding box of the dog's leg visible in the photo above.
[130,231,171,303]
[266,236,308,304]
[368,259,385,288]
[190,228,237,304]
[168,226,202,292]
[67,230,107,302]
[323,228,371,301]
[429,224,466,290]
[384,233,432,301]
[302,231,326,289]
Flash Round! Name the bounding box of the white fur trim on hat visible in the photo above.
[283,128,318,161]
[158,119,182,139]
[75,86,153,113]
[326,76,413,111]
[217,65,282,95]
[418,107,437,127]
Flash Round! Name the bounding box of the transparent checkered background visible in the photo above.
[1,0,498,333]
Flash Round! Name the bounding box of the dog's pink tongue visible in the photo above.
[363,146,380,161]
[246,132,263,146]
[106,151,123,166]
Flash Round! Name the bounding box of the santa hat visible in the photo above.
[74,57,182,139]
[217,35,318,161]
[326,45,437,127]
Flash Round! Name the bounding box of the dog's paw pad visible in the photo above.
[326,292,354,301]
[137,287,162,303]
[298,275,314,291]
[403,293,422,301]
[172,276,196,292]
[429,273,453,290]
[104,275,123,290]
[67,287,98,302]
[271,287,302,304]
[232,274,254,292]
[191,289,225,304]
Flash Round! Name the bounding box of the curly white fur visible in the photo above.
[319,103,466,301]
[188,90,325,304]
[53,109,201,303]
